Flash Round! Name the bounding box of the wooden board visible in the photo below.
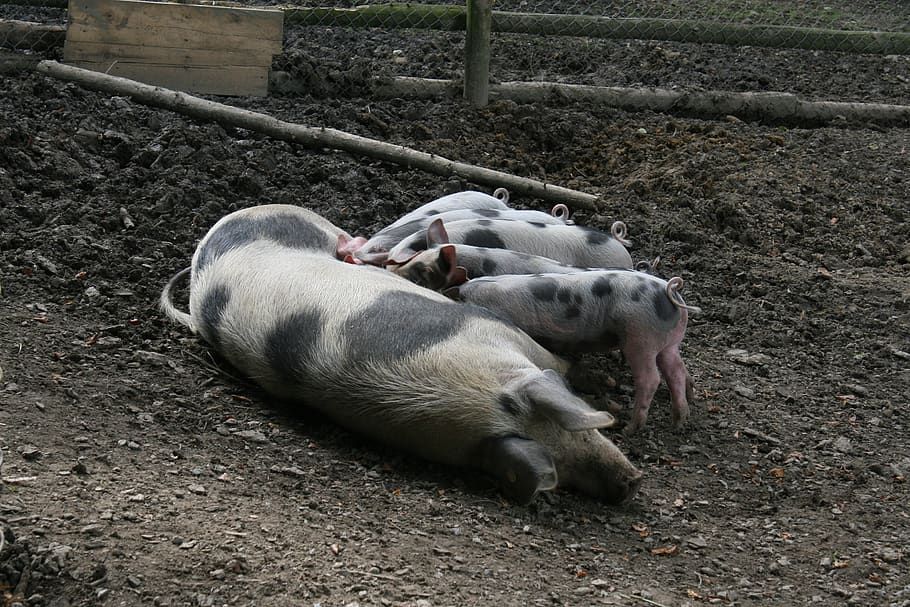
[63,0,283,96]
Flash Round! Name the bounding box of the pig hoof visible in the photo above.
[476,436,557,505]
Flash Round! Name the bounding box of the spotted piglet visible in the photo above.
[447,270,701,434]
[160,204,644,505]
[387,217,633,269]
[353,189,512,264]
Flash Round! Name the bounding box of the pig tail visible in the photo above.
[610,221,632,247]
[493,187,510,204]
[666,277,702,315]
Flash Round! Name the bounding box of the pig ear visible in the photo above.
[437,245,468,287]
[443,286,461,300]
[523,370,616,431]
[475,436,557,505]
[426,218,450,246]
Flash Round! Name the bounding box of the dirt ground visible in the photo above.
[2,18,910,607]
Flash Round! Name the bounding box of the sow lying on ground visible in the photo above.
[160,203,643,505]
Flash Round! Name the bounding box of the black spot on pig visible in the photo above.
[473,208,501,218]
[476,219,494,227]
[556,288,573,303]
[196,213,333,271]
[581,226,609,245]
[347,291,500,361]
[265,308,325,384]
[481,257,499,274]
[424,210,440,216]
[530,279,558,302]
[199,284,231,348]
[499,394,522,416]
[528,222,548,228]
[565,306,581,319]
[653,290,677,322]
[462,229,506,249]
[631,279,650,302]
[591,276,614,297]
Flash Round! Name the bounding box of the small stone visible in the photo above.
[733,386,756,400]
[842,384,869,397]
[81,523,105,536]
[19,444,42,460]
[95,336,122,348]
[726,349,771,366]
[133,351,168,366]
[687,536,708,549]
[188,484,206,495]
[85,286,101,298]
[880,548,902,563]
[833,436,853,454]
[126,575,142,588]
[236,429,268,443]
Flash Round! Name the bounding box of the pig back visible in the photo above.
[192,204,351,274]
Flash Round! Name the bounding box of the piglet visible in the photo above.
[447,270,701,435]
[356,206,570,266]
[160,204,643,505]
[389,243,586,291]
[353,189,511,264]
[387,217,633,269]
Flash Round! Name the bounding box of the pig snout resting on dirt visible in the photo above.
[387,218,633,269]
[160,207,643,505]
[389,244,587,291]
[448,270,701,435]
[353,189,511,264]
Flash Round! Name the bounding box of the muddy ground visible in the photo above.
[2,16,910,607]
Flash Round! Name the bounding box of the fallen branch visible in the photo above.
[371,76,910,127]
[35,60,600,209]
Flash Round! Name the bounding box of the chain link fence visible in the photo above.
[1,0,908,104]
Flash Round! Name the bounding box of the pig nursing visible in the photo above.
[160,202,643,505]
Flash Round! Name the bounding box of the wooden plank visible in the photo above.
[68,60,269,96]
[65,0,283,54]
[64,40,273,68]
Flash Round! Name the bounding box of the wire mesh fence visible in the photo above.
[1,0,908,104]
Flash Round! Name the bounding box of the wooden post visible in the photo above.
[463,0,491,107]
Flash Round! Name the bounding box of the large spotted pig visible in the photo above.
[353,189,511,264]
[160,205,643,505]
[387,217,633,269]
[447,270,701,435]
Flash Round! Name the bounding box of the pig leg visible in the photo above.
[622,348,662,435]
[474,436,558,505]
[656,346,692,431]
